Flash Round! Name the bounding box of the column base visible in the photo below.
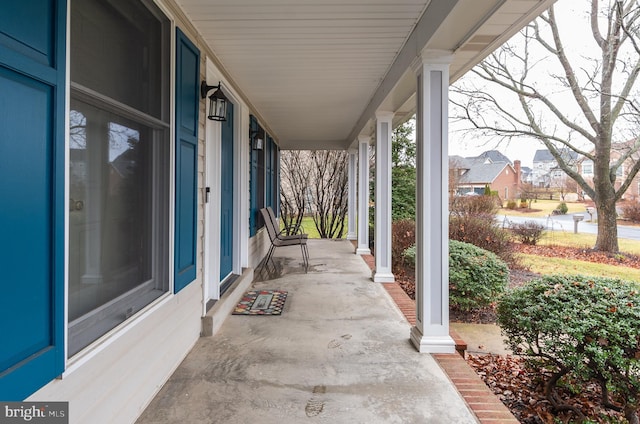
[373,272,395,283]
[355,247,371,255]
[410,326,455,353]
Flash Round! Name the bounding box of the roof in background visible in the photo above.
[458,161,510,184]
[533,148,579,163]
[475,149,512,165]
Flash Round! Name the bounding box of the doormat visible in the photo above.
[232,290,288,315]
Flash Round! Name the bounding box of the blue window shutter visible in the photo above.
[265,136,273,209]
[0,0,66,400]
[249,115,258,236]
[174,29,199,293]
[267,136,278,210]
[275,144,281,216]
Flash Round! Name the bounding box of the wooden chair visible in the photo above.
[259,207,309,272]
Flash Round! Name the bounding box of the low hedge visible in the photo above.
[448,240,509,311]
[403,240,509,311]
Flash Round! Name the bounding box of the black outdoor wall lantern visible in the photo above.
[251,130,264,150]
[201,81,228,121]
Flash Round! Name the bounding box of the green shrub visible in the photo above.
[498,275,640,423]
[557,201,568,214]
[510,220,545,245]
[449,240,509,311]
[506,200,517,209]
[402,245,416,267]
[402,241,508,311]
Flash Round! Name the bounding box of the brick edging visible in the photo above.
[355,250,519,424]
[434,354,519,424]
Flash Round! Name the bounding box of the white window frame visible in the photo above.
[64,0,177,370]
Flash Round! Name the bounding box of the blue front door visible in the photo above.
[0,0,66,399]
[220,103,234,280]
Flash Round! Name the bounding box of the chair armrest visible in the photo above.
[280,223,305,236]
[276,228,308,241]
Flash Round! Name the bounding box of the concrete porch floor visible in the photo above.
[136,239,478,424]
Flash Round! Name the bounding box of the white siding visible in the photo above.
[29,283,202,424]
[249,229,271,269]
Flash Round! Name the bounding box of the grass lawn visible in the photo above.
[516,232,640,282]
[538,232,640,255]
[499,199,587,217]
[518,253,640,282]
[280,216,347,239]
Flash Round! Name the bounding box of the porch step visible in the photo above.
[201,268,254,337]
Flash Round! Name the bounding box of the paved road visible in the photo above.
[499,213,640,241]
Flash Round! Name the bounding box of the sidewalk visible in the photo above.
[450,323,511,356]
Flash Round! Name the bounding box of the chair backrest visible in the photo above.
[260,208,279,242]
[267,206,304,236]
[266,206,278,228]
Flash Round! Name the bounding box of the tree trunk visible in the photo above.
[592,136,619,253]
[594,196,619,252]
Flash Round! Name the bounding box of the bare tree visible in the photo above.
[452,1,640,252]
[310,150,348,238]
[279,151,309,235]
[550,169,579,201]
[280,150,349,238]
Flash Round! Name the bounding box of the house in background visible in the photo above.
[520,165,534,184]
[451,152,523,200]
[578,141,640,200]
[0,0,556,422]
[531,148,579,187]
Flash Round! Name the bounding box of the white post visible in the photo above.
[373,112,395,283]
[346,148,357,240]
[356,136,371,255]
[410,50,455,353]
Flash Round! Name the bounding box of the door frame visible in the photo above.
[203,59,242,306]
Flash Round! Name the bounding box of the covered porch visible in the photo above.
[136,240,512,423]
[186,0,558,353]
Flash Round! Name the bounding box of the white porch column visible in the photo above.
[356,136,371,255]
[346,148,357,240]
[410,50,455,353]
[373,112,395,282]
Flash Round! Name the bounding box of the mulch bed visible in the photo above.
[466,354,626,424]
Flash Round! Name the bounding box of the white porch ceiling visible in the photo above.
[177,0,556,150]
